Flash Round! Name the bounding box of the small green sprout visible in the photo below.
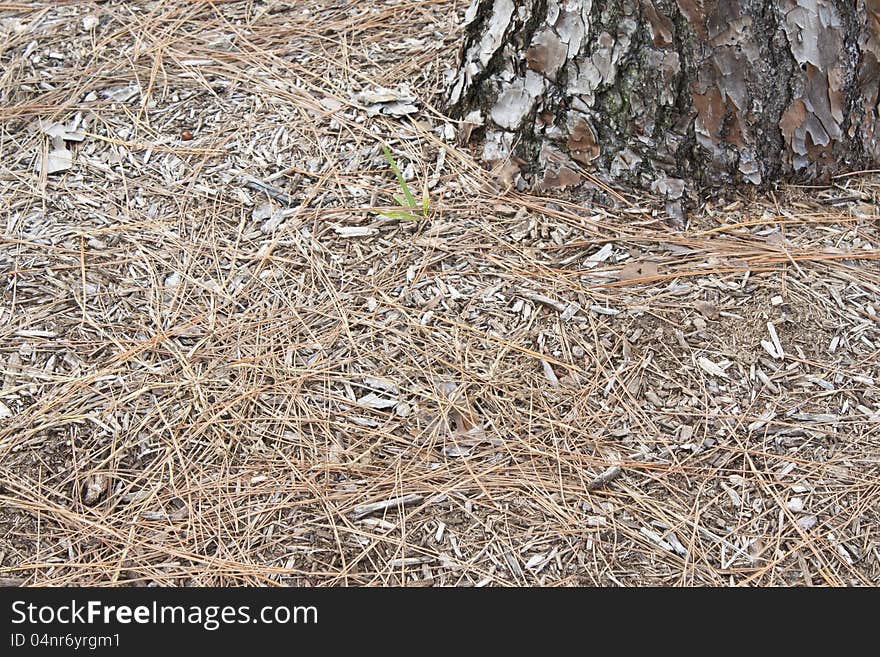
[379,143,429,222]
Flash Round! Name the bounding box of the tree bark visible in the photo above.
[446,0,880,194]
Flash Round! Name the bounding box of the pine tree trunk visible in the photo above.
[446,0,880,194]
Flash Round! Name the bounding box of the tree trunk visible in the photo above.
[446,0,880,195]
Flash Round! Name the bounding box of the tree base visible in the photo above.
[446,0,880,195]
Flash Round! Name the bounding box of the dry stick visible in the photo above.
[586,465,622,491]
[241,175,297,206]
[352,494,423,520]
[520,291,567,313]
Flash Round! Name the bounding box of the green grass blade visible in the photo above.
[421,179,429,216]
[382,144,417,209]
[378,210,420,222]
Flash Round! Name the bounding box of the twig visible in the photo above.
[241,175,297,206]
[353,494,423,519]
[587,465,622,491]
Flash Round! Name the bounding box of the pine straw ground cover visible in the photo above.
[0,1,878,587]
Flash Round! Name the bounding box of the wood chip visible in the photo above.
[521,291,566,313]
[694,300,719,319]
[357,392,398,409]
[541,359,559,387]
[584,243,614,267]
[333,226,378,237]
[767,322,784,359]
[760,339,780,359]
[82,474,109,506]
[43,146,73,174]
[589,305,620,316]
[560,302,581,322]
[617,260,658,282]
[697,356,728,378]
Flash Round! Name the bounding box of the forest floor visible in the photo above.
[1,0,878,586]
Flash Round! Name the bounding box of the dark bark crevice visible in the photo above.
[664,2,699,182]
